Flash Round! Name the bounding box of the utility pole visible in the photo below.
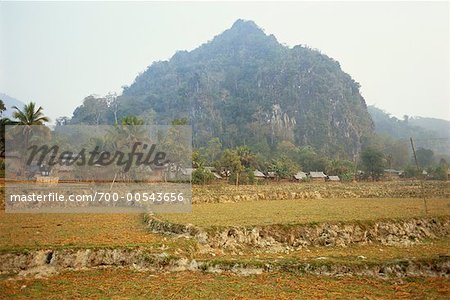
[410,137,428,214]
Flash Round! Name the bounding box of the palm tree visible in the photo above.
[11,102,50,159]
[12,102,49,126]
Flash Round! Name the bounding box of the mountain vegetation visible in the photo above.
[68,20,374,159]
[29,20,447,183]
[368,105,450,156]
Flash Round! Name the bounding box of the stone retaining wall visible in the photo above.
[146,216,450,253]
[1,248,449,278]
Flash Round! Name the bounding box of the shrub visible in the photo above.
[192,167,214,185]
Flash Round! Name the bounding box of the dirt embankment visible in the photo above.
[146,216,450,253]
[193,181,450,203]
[1,248,449,278]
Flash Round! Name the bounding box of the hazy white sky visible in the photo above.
[1,1,449,121]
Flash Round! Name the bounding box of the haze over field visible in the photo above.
[0,1,449,121]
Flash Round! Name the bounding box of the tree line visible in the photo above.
[1,100,447,183]
[192,136,449,185]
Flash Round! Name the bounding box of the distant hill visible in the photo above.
[70,19,374,158]
[409,117,450,137]
[0,93,25,118]
[368,105,450,155]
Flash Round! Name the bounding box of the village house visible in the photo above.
[203,167,222,180]
[384,169,403,180]
[293,171,307,181]
[267,171,277,180]
[212,172,222,180]
[253,170,266,179]
[327,175,340,182]
[308,171,327,182]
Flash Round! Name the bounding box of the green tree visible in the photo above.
[276,140,299,161]
[103,117,148,181]
[0,117,14,157]
[404,164,419,178]
[205,138,222,164]
[0,100,6,117]
[121,116,144,125]
[361,148,384,180]
[0,100,12,155]
[171,117,189,126]
[414,148,434,168]
[327,159,354,180]
[433,159,449,180]
[219,149,243,185]
[192,166,214,185]
[11,102,50,150]
[382,138,409,169]
[192,149,206,168]
[161,119,191,180]
[296,146,329,171]
[236,145,255,168]
[71,95,107,125]
[8,102,50,176]
[269,156,299,180]
[433,165,448,180]
[229,167,254,185]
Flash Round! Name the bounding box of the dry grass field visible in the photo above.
[1,197,448,251]
[1,269,449,299]
[0,183,196,252]
[158,197,450,227]
[1,181,449,299]
[0,181,449,250]
[0,212,159,251]
[192,181,450,203]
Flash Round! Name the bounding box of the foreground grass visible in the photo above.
[1,269,449,299]
[158,197,450,227]
[0,182,449,299]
